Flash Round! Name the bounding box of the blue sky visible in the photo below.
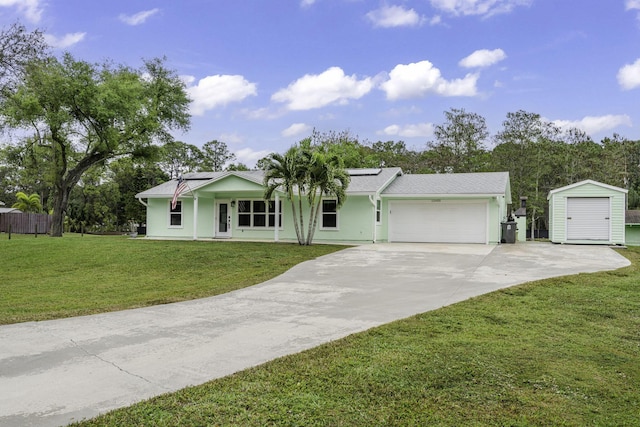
[2,0,640,167]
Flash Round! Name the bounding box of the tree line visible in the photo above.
[1,23,639,236]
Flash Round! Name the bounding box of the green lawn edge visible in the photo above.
[76,247,640,426]
[0,234,346,325]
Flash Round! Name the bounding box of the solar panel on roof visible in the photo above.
[347,168,382,176]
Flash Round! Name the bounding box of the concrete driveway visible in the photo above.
[0,242,630,427]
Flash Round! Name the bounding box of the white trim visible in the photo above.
[383,193,504,199]
[368,194,378,243]
[274,193,280,242]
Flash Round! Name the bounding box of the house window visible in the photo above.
[169,201,182,227]
[376,199,381,223]
[238,200,251,227]
[268,200,283,227]
[237,199,282,228]
[321,199,338,229]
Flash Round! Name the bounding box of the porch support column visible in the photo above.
[274,193,280,242]
[369,194,377,243]
[193,196,198,240]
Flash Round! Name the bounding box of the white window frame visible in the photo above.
[237,199,283,229]
[320,199,339,230]
[168,200,183,228]
[376,199,382,224]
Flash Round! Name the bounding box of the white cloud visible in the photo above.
[0,0,43,23]
[282,123,311,137]
[43,32,86,49]
[380,60,479,100]
[459,48,507,68]
[186,74,258,116]
[380,122,435,138]
[218,133,244,144]
[235,147,273,167]
[272,67,374,110]
[300,0,316,7]
[618,58,640,90]
[429,0,532,17]
[366,5,425,28]
[240,107,284,120]
[119,8,160,26]
[626,0,640,10]
[552,115,632,135]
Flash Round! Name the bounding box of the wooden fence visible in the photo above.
[0,213,52,234]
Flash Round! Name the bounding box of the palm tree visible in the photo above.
[264,142,350,245]
[12,192,42,213]
[263,145,309,245]
[305,150,350,244]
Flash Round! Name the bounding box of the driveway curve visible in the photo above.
[0,242,630,427]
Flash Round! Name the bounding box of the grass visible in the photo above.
[0,233,345,325]
[75,247,640,426]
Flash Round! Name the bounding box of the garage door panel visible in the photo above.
[389,201,487,243]
[566,197,609,240]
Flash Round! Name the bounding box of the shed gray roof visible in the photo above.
[626,210,640,224]
[382,172,510,198]
[0,207,22,213]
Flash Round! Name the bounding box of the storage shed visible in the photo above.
[548,180,627,245]
[625,210,640,246]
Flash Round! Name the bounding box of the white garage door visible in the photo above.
[389,201,487,243]
[566,197,610,241]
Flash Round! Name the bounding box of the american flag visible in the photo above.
[171,176,188,210]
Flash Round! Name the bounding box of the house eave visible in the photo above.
[382,193,505,199]
[547,179,628,199]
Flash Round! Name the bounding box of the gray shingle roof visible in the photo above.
[626,210,640,224]
[382,172,510,197]
[136,171,267,197]
[136,168,404,198]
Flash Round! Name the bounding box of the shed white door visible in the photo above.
[566,197,610,241]
[388,201,487,243]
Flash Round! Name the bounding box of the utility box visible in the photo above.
[501,221,517,244]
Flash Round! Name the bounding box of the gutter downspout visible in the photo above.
[368,194,377,243]
[137,197,148,207]
[274,193,280,242]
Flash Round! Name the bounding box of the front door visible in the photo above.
[215,200,232,238]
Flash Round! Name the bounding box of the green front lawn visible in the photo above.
[0,234,344,325]
[76,247,640,426]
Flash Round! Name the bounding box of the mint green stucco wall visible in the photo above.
[146,198,194,238]
[548,182,626,245]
